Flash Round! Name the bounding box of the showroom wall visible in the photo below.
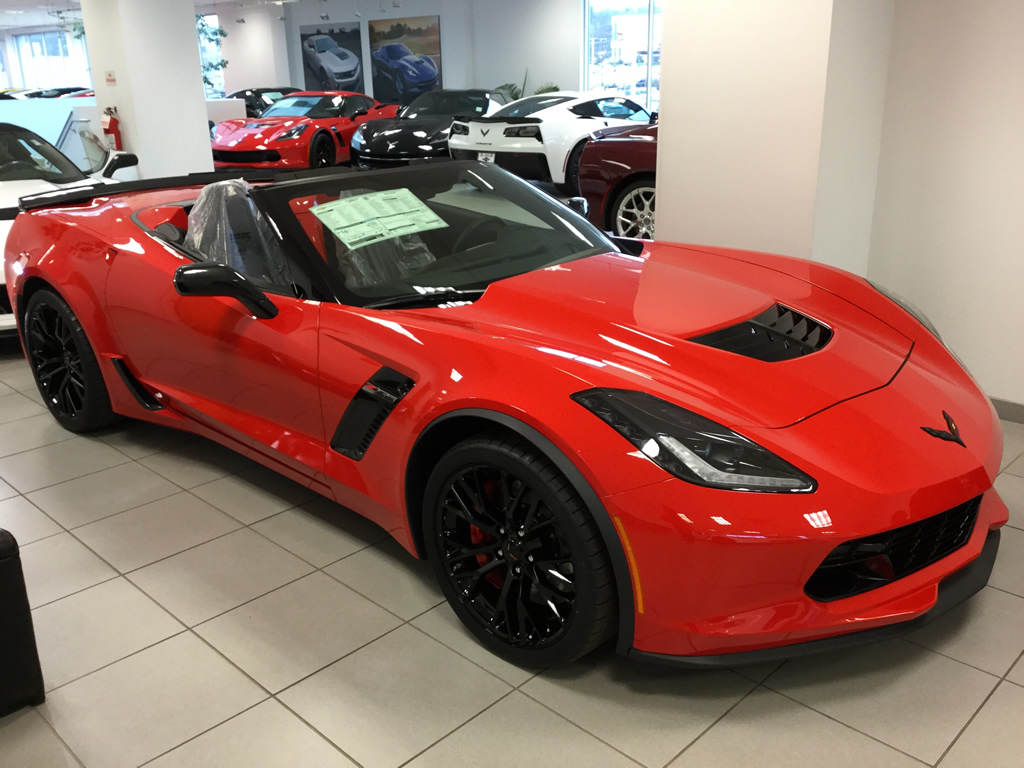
[204,5,291,94]
[868,0,1024,406]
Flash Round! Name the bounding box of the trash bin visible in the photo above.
[0,528,44,717]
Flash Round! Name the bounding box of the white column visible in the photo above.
[80,0,213,178]
[655,0,893,273]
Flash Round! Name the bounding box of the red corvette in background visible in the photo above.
[579,123,658,238]
[211,91,399,170]
[4,161,1006,668]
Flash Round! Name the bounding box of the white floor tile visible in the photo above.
[0,437,129,494]
[1009,655,1024,687]
[252,498,387,567]
[0,412,77,458]
[407,691,636,768]
[74,492,240,572]
[996,472,1024,530]
[905,586,1024,676]
[19,532,116,608]
[98,420,197,460]
[0,709,79,768]
[940,681,1024,768]
[668,687,922,768]
[0,391,45,424]
[0,495,62,545]
[990,525,1024,597]
[324,537,444,620]
[191,466,316,525]
[129,528,313,626]
[0,476,15,500]
[40,633,265,768]
[0,366,38,393]
[27,462,181,529]
[412,603,538,687]
[1001,429,1024,472]
[766,639,998,763]
[146,699,356,768]
[523,649,754,767]
[138,439,257,489]
[280,625,510,768]
[196,572,400,692]
[32,577,184,691]
[1006,452,1024,478]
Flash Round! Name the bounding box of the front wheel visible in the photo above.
[308,133,336,168]
[423,433,617,667]
[23,289,116,432]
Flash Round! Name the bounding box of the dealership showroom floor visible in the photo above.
[0,341,1022,767]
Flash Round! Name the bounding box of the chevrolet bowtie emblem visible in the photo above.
[922,410,965,447]
[481,128,490,136]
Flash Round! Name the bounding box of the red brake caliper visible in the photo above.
[470,478,504,588]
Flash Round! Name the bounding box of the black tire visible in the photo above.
[318,68,332,90]
[309,133,336,168]
[423,433,617,667]
[23,289,116,433]
[555,141,587,195]
[609,178,657,238]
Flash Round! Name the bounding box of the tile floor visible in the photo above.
[0,345,1023,768]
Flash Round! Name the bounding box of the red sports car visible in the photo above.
[579,123,658,238]
[211,91,399,170]
[5,161,1006,668]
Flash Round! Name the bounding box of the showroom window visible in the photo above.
[197,14,227,98]
[584,0,662,111]
[14,29,90,90]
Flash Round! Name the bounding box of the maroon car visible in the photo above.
[578,124,657,238]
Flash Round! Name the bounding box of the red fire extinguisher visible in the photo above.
[101,107,123,151]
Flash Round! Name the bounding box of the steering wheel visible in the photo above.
[453,217,508,253]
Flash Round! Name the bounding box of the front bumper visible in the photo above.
[212,141,316,170]
[350,146,447,168]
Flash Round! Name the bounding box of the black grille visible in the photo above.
[212,149,282,164]
[690,304,833,362]
[805,495,982,602]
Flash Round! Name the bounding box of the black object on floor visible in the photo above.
[0,528,44,717]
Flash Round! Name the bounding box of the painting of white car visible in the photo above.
[302,34,362,90]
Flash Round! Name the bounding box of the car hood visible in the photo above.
[397,55,437,79]
[212,117,314,148]
[320,49,358,71]
[357,115,452,152]
[416,243,914,429]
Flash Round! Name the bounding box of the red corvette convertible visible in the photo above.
[5,162,1007,667]
[211,91,399,170]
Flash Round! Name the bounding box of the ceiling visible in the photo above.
[0,1,81,30]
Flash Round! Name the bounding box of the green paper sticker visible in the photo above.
[310,188,448,249]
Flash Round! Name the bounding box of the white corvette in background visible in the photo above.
[448,91,653,193]
[0,123,136,333]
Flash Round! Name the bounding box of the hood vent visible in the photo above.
[689,304,833,362]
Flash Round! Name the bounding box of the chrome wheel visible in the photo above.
[437,464,576,649]
[614,184,656,239]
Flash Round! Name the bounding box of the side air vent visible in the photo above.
[331,367,415,460]
[110,358,163,411]
[689,304,833,362]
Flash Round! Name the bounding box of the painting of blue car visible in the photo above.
[369,16,442,105]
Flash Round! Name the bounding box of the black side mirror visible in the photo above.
[103,153,139,178]
[565,197,589,217]
[351,109,369,120]
[649,111,659,123]
[174,263,278,319]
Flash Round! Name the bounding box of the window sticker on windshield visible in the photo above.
[310,188,448,249]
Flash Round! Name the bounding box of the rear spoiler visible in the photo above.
[17,165,371,214]
[456,116,542,125]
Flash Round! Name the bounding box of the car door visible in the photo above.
[104,188,327,482]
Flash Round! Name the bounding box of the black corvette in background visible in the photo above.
[227,87,301,118]
[349,89,507,167]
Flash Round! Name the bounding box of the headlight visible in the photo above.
[276,125,308,142]
[350,127,363,148]
[210,124,217,140]
[503,126,542,140]
[451,122,469,135]
[572,389,816,492]
[867,281,942,341]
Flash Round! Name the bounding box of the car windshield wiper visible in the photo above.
[365,288,485,310]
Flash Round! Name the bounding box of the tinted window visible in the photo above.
[401,91,490,119]
[569,101,603,118]
[384,44,412,59]
[490,95,573,119]
[0,126,85,183]
[595,97,649,121]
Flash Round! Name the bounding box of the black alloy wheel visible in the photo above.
[424,433,617,666]
[309,133,336,168]
[611,179,657,239]
[23,289,116,432]
[556,141,587,196]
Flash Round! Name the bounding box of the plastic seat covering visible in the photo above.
[184,179,293,286]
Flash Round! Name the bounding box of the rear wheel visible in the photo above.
[555,141,587,195]
[424,433,617,667]
[611,179,657,238]
[23,289,116,432]
[309,133,336,168]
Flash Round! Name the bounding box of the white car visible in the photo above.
[448,91,652,193]
[0,123,136,333]
[302,35,362,90]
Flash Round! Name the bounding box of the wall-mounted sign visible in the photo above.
[104,70,117,86]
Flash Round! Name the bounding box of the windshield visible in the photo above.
[314,37,335,53]
[258,161,617,308]
[0,125,86,183]
[490,95,572,119]
[401,91,490,119]
[263,95,354,119]
[385,44,412,58]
